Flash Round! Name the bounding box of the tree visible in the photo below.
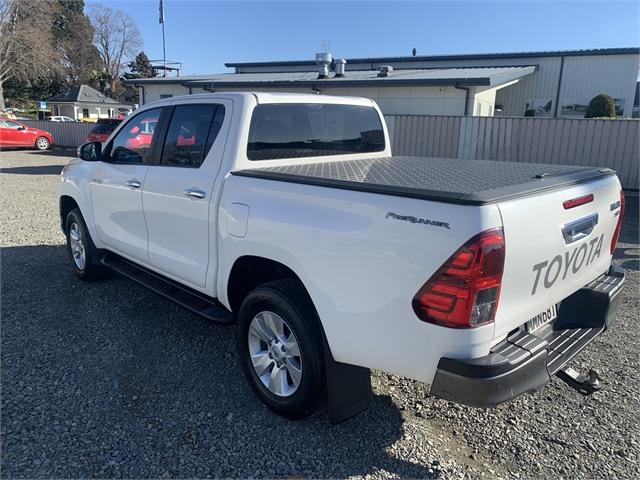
[127,52,157,79]
[0,0,62,109]
[89,4,142,97]
[585,93,616,118]
[53,0,101,86]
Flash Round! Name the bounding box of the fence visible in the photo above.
[21,116,640,190]
[23,121,93,149]
[385,115,639,190]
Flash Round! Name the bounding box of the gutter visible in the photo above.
[455,83,471,116]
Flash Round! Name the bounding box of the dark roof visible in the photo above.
[225,47,640,68]
[48,85,123,104]
[125,66,536,88]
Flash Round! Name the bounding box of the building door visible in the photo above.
[82,108,89,118]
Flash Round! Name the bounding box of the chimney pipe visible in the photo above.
[335,58,347,77]
[315,52,332,79]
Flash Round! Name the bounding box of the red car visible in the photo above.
[85,118,122,143]
[0,119,53,150]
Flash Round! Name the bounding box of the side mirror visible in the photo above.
[78,141,102,162]
[16,126,25,131]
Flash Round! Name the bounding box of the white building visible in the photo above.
[124,48,640,118]
[47,85,133,121]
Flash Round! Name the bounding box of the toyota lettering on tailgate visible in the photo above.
[531,234,604,295]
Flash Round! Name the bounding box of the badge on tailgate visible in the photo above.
[530,233,604,295]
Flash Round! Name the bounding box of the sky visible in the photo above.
[96,0,640,75]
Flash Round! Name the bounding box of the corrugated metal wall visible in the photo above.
[385,115,640,190]
[23,121,93,147]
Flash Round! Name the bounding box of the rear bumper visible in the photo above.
[430,264,625,408]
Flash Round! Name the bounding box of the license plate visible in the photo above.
[526,304,558,333]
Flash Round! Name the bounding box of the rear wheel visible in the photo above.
[237,279,325,419]
[35,136,50,150]
[65,208,107,281]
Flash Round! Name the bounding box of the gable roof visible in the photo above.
[48,85,122,104]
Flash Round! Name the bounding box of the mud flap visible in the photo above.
[322,336,372,424]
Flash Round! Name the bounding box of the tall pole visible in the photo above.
[162,20,167,77]
[159,0,166,77]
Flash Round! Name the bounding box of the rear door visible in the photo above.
[141,101,230,288]
[91,107,166,263]
[494,174,623,339]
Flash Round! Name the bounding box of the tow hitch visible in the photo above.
[556,367,602,395]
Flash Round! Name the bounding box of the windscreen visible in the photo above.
[247,103,385,160]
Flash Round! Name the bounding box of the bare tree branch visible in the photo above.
[88,4,142,97]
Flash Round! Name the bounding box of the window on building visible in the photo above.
[82,108,89,118]
[160,104,225,168]
[108,108,162,164]
[247,104,385,161]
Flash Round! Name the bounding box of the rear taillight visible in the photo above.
[610,191,625,254]
[412,228,505,329]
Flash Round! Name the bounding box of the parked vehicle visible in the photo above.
[85,118,123,143]
[1,119,53,150]
[59,93,625,422]
[46,115,75,122]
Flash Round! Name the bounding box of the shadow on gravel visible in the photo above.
[1,244,430,479]
[0,164,64,175]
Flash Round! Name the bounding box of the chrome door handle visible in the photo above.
[183,188,206,199]
[562,213,598,244]
[126,179,142,189]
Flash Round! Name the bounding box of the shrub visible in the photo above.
[585,93,616,118]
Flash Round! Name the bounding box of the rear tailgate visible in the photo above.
[494,173,623,340]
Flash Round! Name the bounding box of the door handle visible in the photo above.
[182,188,206,199]
[561,213,598,244]
[126,179,142,189]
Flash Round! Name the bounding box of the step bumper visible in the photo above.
[429,264,625,408]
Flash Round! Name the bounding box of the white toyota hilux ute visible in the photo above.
[59,92,625,422]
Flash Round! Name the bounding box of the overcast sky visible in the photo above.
[96,0,640,75]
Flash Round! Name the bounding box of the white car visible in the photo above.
[59,93,625,422]
[47,116,74,122]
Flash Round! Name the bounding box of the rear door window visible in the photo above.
[160,104,225,168]
[247,103,385,160]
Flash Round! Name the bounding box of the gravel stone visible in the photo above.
[1,150,638,479]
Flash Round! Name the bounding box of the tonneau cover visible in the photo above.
[232,156,614,205]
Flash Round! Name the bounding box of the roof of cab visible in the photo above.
[147,91,375,107]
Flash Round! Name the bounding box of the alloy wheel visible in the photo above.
[247,311,303,397]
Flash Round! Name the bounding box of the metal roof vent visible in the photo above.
[335,58,347,77]
[377,65,393,77]
[315,52,332,79]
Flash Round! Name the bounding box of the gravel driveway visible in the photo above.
[1,150,638,479]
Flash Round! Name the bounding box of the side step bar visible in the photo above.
[101,252,233,325]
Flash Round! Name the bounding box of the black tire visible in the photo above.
[65,208,107,281]
[237,278,325,419]
[35,136,50,150]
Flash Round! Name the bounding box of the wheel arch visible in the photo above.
[59,195,80,228]
[226,255,314,314]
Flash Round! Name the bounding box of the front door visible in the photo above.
[91,107,164,262]
[142,101,229,288]
[0,120,32,146]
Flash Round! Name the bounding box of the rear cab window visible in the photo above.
[247,103,385,161]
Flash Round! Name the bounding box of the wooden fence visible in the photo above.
[385,115,639,190]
